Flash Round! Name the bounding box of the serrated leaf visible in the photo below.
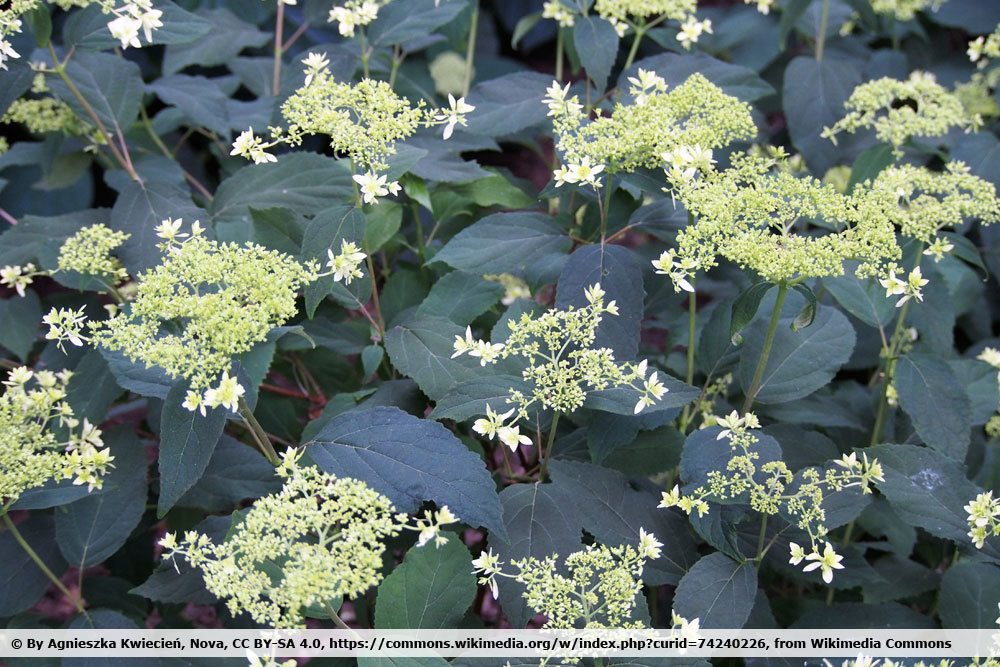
[574,17,619,93]
[416,272,504,325]
[938,562,1000,629]
[463,72,555,137]
[50,52,143,137]
[430,375,531,422]
[162,8,269,75]
[54,429,148,568]
[374,538,476,628]
[432,212,570,284]
[384,316,480,400]
[556,244,643,360]
[300,205,369,317]
[178,435,281,512]
[0,291,41,361]
[894,354,972,459]
[305,407,504,538]
[250,206,305,255]
[110,180,206,275]
[738,304,855,404]
[822,261,895,329]
[0,515,66,616]
[730,282,773,344]
[368,0,467,47]
[672,552,758,629]
[156,382,228,517]
[847,143,895,193]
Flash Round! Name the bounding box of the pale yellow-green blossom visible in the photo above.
[161,449,457,628]
[548,72,756,181]
[327,0,385,37]
[870,0,944,21]
[1,263,43,297]
[0,366,114,504]
[484,273,531,305]
[675,150,900,284]
[453,284,668,450]
[659,414,883,584]
[84,220,319,402]
[57,224,130,283]
[822,72,980,155]
[965,491,1000,549]
[854,162,1000,248]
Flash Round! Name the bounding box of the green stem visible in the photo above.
[463,2,479,96]
[555,28,564,81]
[599,176,613,240]
[365,254,386,338]
[325,602,352,630]
[869,298,912,445]
[623,27,645,71]
[755,515,769,564]
[539,412,562,479]
[814,0,830,62]
[686,284,696,386]
[826,520,856,605]
[2,513,86,614]
[388,46,403,89]
[741,282,789,414]
[237,397,280,466]
[359,29,370,79]
[272,0,285,95]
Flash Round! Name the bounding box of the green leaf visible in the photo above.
[300,205,369,317]
[148,74,257,137]
[110,180,206,275]
[433,212,570,284]
[131,516,229,605]
[431,375,532,422]
[50,52,144,138]
[162,8,269,75]
[730,282,773,345]
[894,354,972,459]
[556,244,644,360]
[738,304,856,404]
[846,143,895,193]
[99,347,174,400]
[463,72,555,137]
[0,209,109,268]
[682,427,783,494]
[574,17,619,93]
[416,272,504,325]
[672,552,758,629]
[368,0,468,47]
[938,562,1000,628]
[952,358,1000,425]
[869,444,1000,560]
[211,154,355,243]
[822,261,895,328]
[25,5,52,47]
[0,515,66,616]
[178,435,281,512]
[374,538,476,628]
[64,1,211,49]
[0,291,41,361]
[364,202,404,252]
[156,382,229,517]
[790,284,818,331]
[384,316,480,400]
[54,428,148,568]
[250,206,305,255]
[778,0,813,47]
[65,349,124,423]
[512,12,543,48]
[0,62,35,116]
[583,373,699,415]
[782,55,863,174]
[305,406,504,538]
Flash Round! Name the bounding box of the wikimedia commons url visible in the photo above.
[2,629,999,659]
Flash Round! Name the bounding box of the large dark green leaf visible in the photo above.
[0,515,66,616]
[305,407,504,538]
[673,552,758,629]
[109,180,206,275]
[463,72,555,137]
[432,212,570,285]
[556,244,643,360]
[53,429,147,568]
[50,52,144,137]
[162,8,269,75]
[178,435,280,512]
[156,382,229,517]
[938,562,1000,628]
[895,354,972,459]
[416,272,505,325]
[374,537,476,628]
[0,291,40,361]
[574,17,619,93]
[430,375,532,422]
[368,0,467,46]
[625,52,775,102]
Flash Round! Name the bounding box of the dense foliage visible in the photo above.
[2,0,1000,664]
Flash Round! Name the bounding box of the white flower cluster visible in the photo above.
[966,490,1000,549]
[788,541,844,584]
[0,263,42,297]
[327,0,382,37]
[104,0,163,50]
[879,265,929,307]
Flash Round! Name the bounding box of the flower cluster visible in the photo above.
[2,97,92,139]
[546,72,755,185]
[870,0,943,21]
[472,530,662,630]
[102,0,163,50]
[878,265,928,307]
[50,220,320,414]
[855,162,1000,249]
[965,490,1000,550]
[822,72,981,155]
[327,0,386,38]
[659,412,884,584]
[1,263,44,297]
[484,273,531,305]
[969,25,1000,68]
[230,56,473,205]
[593,0,704,46]
[674,150,900,284]
[978,347,1000,440]
[161,449,459,628]
[0,366,114,504]
[57,223,131,284]
[453,284,667,450]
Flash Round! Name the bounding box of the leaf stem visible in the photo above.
[741,282,788,414]
[463,2,479,96]
[539,411,562,479]
[1,512,86,614]
[623,26,645,71]
[814,0,830,62]
[755,515,769,565]
[869,298,912,445]
[237,397,280,466]
[272,0,285,95]
[555,28,564,81]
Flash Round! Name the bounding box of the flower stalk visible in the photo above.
[741,281,788,414]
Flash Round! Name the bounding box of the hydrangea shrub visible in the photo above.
[2,0,1000,664]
